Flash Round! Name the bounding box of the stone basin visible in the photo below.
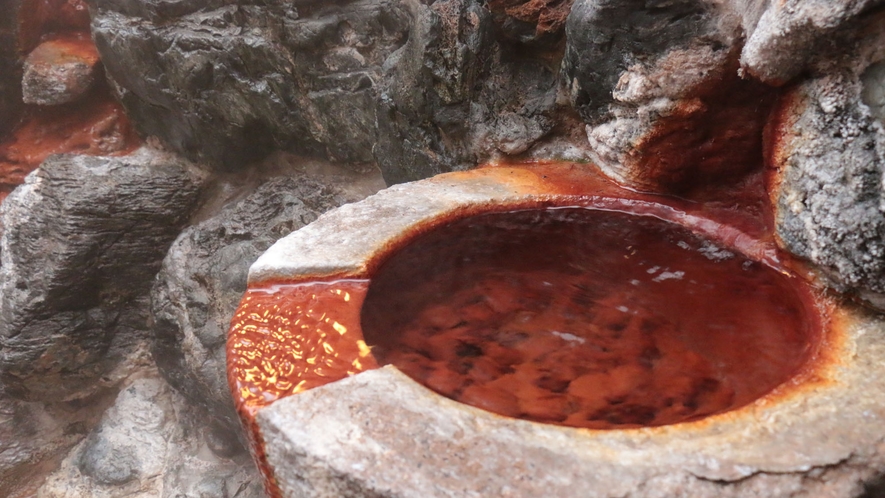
[226,162,885,497]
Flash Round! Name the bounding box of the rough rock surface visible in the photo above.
[22,35,100,106]
[375,0,561,184]
[37,374,264,498]
[89,0,564,184]
[741,0,885,86]
[769,13,885,307]
[561,0,773,193]
[90,0,411,170]
[0,147,209,401]
[0,0,22,135]
[152,171,369,433]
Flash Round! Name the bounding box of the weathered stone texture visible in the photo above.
[258,360,885,498]
[769,14,885,307]
[152,174,358,433]
[0,147,209,401]
[89,0,563,184]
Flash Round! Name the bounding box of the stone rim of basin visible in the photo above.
[229,161,885,497]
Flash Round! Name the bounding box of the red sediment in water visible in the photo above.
[227,280,379,496]
[361,208,823,429]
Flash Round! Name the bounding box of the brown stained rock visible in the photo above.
[22,34,100,106]
[562,0,776,195]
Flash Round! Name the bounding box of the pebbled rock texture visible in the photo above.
[0,147,209,402]
[768,13,885,308]
[561,0,774,193]
[152,173,363,434]
[37,374,264,498]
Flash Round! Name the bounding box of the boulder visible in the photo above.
[22,34,101,106]
[90,0,411,170]
[768,12,885,308]
[89,0,564,183]
[0,147,210,401]
[561,0,773,193]
[152,170,375,433]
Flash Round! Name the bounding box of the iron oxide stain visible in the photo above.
[361,208,823,429]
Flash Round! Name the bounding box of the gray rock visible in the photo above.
[90,0,411,170]
[0,0,22,135]
[22,36,100,106]
[374,0,559,184]
[561,0,774,193]
[38,374,265,498]
[0,147,210,402]
[741,0,885,85]
[769,13,885,307]
[89,0,563,183]
[151,173,362,433]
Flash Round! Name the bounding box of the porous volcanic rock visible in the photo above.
[741,0,885,86]
[0,147,209,402]
[37,374,264,498]
[22,34,101,106]
[561,0,774,193]
[0,0,23,136]
[768,13,885,308]
[90,0,411,170]
[152,170,376,433]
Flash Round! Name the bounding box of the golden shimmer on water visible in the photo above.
[226,280,378,419]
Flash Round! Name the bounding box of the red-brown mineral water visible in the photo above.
[361,207,823,429]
